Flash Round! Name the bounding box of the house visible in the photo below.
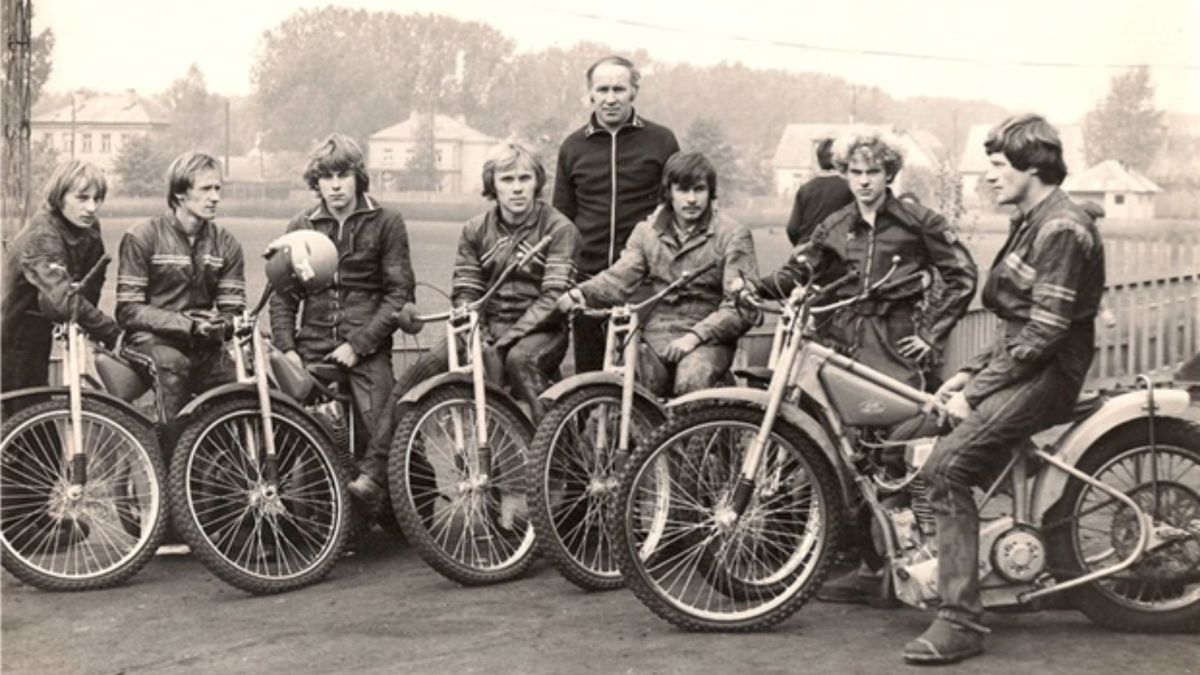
[1063,159,1161,220]
[368,112,498,194]
[32,91,169,180]
[770,123,945,198]
[958,122,1086,204]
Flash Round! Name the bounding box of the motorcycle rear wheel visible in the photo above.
[1045,418,1200,633]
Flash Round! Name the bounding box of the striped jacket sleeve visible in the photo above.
[496,218,579,346]
[21,229,120,346]
[963,217,1096,406]
[268,219,304,353]
[215,233,247,318]
[115,230,194,339]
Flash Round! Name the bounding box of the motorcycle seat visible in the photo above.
[734,367,774,388]
[94,351,151,402]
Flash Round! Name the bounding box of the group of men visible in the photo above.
[1,52,1107,665]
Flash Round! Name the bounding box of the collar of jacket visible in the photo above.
[305,194,380,223]
[166,210,212,241]
[1009,187,1068,229]
[46,208,102,246]
[650,203,718,251]
[584,109,645,137]
[486,200,546,237]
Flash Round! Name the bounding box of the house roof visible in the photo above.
[1063,159,1161,194]
[33,91,169,126]
[771,123,942,170]
[370,112,497,144]
[958,122,1087,175]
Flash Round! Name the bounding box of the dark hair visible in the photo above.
[303,133,370,196]
[586,55,640,90]
[660,151,718,203]
[983,114,1067,186]
[166,151,222,209]
[815,138,836,171]
[43,159,107,213]
[480,142,547,200]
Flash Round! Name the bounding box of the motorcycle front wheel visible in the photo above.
[0,399,165,591]
[610,403,842,631]
[170,398,351,594]
[1045,417,1200,633]
[388,384,537,585]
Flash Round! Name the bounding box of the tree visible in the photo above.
[1083,66,1166,171]
[112,135,172,197]
[161,64,222,153]
[3,0,51,234]
[683,117,739,193]
[398,112,441,191]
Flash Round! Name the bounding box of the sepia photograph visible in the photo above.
[2,0,1199,672]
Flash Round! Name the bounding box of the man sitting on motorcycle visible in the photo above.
[903,114,1105,665]
[555,150,759,397]
[116,152,245,449]
[347,141,579,508]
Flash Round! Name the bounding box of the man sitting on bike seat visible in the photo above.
[900,115,1105,666]
[348,142,578,507]
[115,152,245,450]
[2,160,121,398]
[555,151,758,398]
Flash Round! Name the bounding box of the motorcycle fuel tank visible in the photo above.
[819,365,924,427]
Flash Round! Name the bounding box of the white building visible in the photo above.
[1064,159,1161,220]
[771,123,945,197]
[32,91,169,181]
[368,112,497,194]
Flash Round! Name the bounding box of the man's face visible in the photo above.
[318,169,358,212]
[60,180,103,229]
[589,63,636,129]
[845,155,888,210]
[494,160,537,219]
[671,181,710,228]
[984,152,1034,206]
[176,168,222,221]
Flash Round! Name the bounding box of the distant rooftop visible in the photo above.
[33,91,169,126]
[1063,159,1161,194]
[370,112,496,143]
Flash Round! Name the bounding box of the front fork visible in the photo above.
[447,312,492,484]
[64,323,88,498]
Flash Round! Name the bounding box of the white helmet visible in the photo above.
[264,230,337,294]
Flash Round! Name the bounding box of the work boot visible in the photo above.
[347,473,386,516]
[816,563,898,607]
[902,615,987,665]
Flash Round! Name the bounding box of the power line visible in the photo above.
[507,1,1200,72]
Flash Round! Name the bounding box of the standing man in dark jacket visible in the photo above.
[2,160,121,395]
[553,55,680,373]
[785,137,854,246]
[269,133,416,465]
[349,142,577,507]
[903,115,1105,665]
[116,152,245,445]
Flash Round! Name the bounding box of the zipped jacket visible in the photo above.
[115,212,246,342]
[451,201,577,345]
[578,205,758,348]
[553,111,679,276]
[961,189,1105,407]
[758,193,977,346]
[270,196,415,357]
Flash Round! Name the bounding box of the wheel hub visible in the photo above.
[1112,482,1200,581]
[249,485,288,516]
[586,475,619,496]
[991,526,1045,583]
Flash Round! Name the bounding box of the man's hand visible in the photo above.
[324,342,360,368]
[191,316,231,344]
[661,333,702,363]
[935,370,971,399]
[897,335,934,361]
[924,370,972,424]
[283,350,305,370]
[555,288,585,314]
[944,391,972,422]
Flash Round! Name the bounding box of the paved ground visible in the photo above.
[3,530,1197,675]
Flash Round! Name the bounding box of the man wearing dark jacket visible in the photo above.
[553,55,680,373]
[269,133,416,457]
[785,137,854,246]
[349,142,577,506]
[2,160,120,395]
[116,152,245,442]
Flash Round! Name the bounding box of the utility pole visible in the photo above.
[224,98,230,175]
[2,0,33,240]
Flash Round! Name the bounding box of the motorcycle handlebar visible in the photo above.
[415,235,555,323]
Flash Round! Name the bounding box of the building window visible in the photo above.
[383,147,394,165]
[81,133,92,153]
[1114,194,1125,205]
[120,133,130,147]
[42,132,53,147]
[101,134,111,153]
[62,132,71,149]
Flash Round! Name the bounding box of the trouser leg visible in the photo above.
[345,350,395,459]
[572,313,607,374]
[671,344,735,396]
[502,329,568,423]
[122,339,194,452]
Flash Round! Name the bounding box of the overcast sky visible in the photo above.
[34,0,1200,122]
